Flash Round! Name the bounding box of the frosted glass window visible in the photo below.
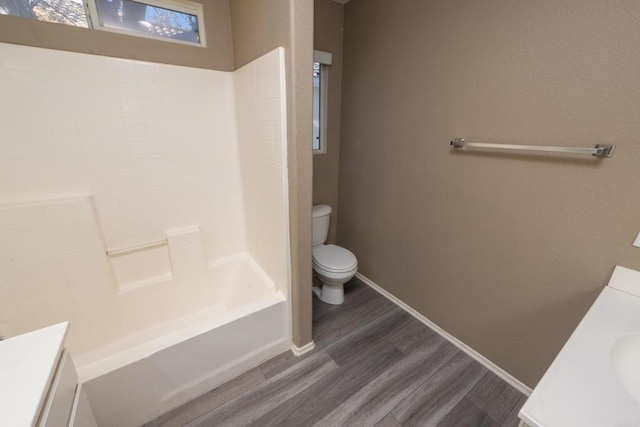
[313,61,322,152]
[0,0,89,27]
[313,59,329,154]
[94,0,201,44]
[0,0,205,46]
[313,51,331,154]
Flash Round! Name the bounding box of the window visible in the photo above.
[0,0,89,27]
[0,0,205,46]
[313,50,332,154]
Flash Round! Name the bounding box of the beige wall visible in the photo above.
[230,0,314,347]
[313,0,344,244]
[338,0,640,387]
[0,0,234,70]
[230,0,289,68]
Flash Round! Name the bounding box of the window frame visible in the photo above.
[83,0,207,48]
[313,50,332,155]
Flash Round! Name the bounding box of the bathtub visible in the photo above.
[75,254,291,427]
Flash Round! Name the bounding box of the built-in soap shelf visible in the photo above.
[0,322,99,427]
[0,194,208,300]
[107,242,173,294]
[107,225,207,294]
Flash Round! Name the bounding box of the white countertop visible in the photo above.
[0,322,68,427]
[520,266,640,427]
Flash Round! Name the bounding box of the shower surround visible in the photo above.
[0,43,290,426]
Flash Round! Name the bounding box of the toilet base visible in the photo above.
[312,283,344,305]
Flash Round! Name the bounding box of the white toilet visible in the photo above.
[312,204,358,305]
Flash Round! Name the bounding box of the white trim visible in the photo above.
[355,272,532,396]
[313,50,333,65]
[277,47,294,347]
[291,340,316,356]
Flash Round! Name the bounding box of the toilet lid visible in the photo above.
[313,244,357,272]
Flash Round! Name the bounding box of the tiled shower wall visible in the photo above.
[235,49,289,294]
[0,43,288,354]
[0,43,244,256]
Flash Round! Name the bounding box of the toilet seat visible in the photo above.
[312,244,357,273]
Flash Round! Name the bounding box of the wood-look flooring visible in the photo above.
[145,278,526,427]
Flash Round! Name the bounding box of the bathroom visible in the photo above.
[1,0,640,426]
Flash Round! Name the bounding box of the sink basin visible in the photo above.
[611,333,640,403]
[520,266,640,427]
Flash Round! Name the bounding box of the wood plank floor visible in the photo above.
[145,278,526,427]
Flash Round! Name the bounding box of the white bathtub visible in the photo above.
[76,254,291,427]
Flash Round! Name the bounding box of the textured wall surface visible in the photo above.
[0,0,234,70]
[313,0,344,244]
[287,0,314,347]
[230,0,289,69]
[338,0,640,387]
[230,0,314,347]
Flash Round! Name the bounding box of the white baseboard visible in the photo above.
[355,272,532,396]
[291,340,316,356]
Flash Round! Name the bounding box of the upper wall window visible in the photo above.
[0,0,206,46]
[313,50,332,154]
[0,0,89,27]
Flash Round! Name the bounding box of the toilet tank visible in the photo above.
[312,204,332,246]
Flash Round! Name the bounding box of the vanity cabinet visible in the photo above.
[68,384,98,427]
[0,322,97,427]
[38,351,98,427]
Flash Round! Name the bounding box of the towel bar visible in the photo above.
[450,138,615,158]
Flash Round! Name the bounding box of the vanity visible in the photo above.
[0,322,98,427]
[519,266,640,426]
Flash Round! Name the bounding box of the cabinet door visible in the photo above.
[38,351,78,427]
[68,384,98,427]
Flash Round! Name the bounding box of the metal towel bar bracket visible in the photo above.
[450,138,615,158]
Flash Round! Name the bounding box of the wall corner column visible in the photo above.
[288,0,314,348]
